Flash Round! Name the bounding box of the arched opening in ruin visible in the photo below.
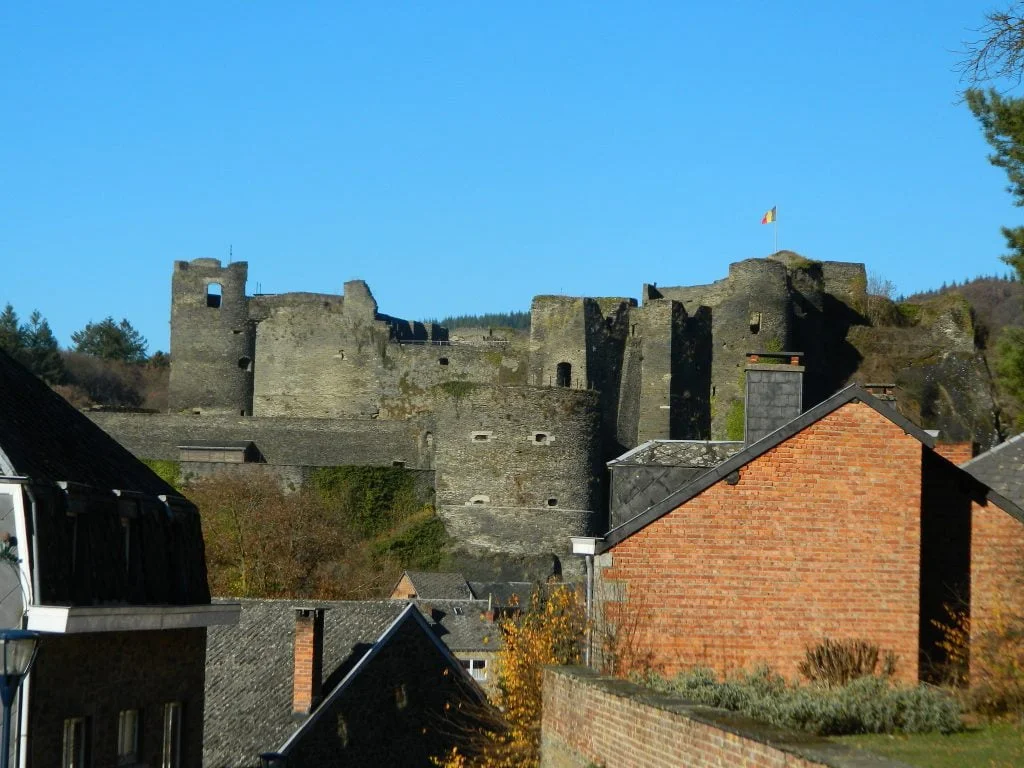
[206,283,223,308]
[556,362,572,387]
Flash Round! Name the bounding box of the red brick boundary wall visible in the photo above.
[541,667,907,768]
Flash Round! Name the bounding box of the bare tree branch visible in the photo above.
[959,3,1024,90]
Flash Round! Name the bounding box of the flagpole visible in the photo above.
[774,212,778,254]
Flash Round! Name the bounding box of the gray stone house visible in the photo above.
[0,349,238,766]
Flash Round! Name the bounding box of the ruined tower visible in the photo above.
[168,259,255,415]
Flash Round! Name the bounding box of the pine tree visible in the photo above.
[0,304,25,359]
[71,317,148,362]
[23,311,66,384]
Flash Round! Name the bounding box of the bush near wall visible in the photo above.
[311,465,422,537]
[643,667,962,736]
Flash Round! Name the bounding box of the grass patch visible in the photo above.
[725,399,745,441]
[833,721,1024,767]
[142,458,181,490]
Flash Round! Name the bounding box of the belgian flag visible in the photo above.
[760,206,777,224]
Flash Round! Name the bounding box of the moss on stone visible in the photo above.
[435,380,480,401]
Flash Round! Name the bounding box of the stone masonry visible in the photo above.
[95,254,884,576]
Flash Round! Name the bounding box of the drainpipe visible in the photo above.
[571,536,600,669]
[22,485,41,607]
[584,554,594,667]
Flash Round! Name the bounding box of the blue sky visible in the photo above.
[0,2,1018,352]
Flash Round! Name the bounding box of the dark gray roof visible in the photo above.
[607,440,743,467]
[0,349,178,497]
[600,384,940,552]
[401,570,473,600]
[467,581,534,607]
[962,432,1024,522]
[203,598,408,767]
[414,600,501,652]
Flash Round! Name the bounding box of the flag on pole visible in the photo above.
[761,206,777,225]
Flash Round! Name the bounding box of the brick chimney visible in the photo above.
[743,351,804,445]
[863,383,898,409]
[292,607,326,715]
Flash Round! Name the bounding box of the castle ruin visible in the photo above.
[91,254,874,578]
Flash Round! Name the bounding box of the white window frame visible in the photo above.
[162,702,182,768]
[62,717,88,768]
[117,708,140,764]
[460,658,487,681]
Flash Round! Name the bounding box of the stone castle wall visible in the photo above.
[119,255,872,574]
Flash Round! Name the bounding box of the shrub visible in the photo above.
[645,667,962,735]
[798,637,897,687]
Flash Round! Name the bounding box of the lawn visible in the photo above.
[832,722,1024,767]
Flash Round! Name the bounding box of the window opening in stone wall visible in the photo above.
[749,312,761,334]
[534,432,551,444]
[238,356,253,372]
[392,460,405,468]
[471,431,493,442]
[469,495,490,505]
[439,357,449,365]
[547,498,558,507]
[556,362,571,387]
[206,283,223,308]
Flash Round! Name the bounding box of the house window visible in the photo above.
[62,717,88,768]
[117,709,140,765]
[206,283,222,308]
[162,703,182,768]
[460,659,487,682]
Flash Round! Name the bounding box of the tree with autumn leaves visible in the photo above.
[435,584,587,768]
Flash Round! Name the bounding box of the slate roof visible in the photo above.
[600,384,941,552]
[607,440,744,467]
[963,432,1024,513]
[0,349,177,497]
[204,598,409,767]
[415,600,501,652]
[400,570,473,600]
[468,581,534,607]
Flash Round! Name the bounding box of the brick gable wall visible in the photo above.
[970,498,1024,682]
[599,402,924,682]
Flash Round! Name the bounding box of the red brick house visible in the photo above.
[580,383,1024,683]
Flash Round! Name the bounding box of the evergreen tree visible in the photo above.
[0,304,24,358]
[71,317,148,362]
[23,311,66,384]
[967,89,1024,280]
